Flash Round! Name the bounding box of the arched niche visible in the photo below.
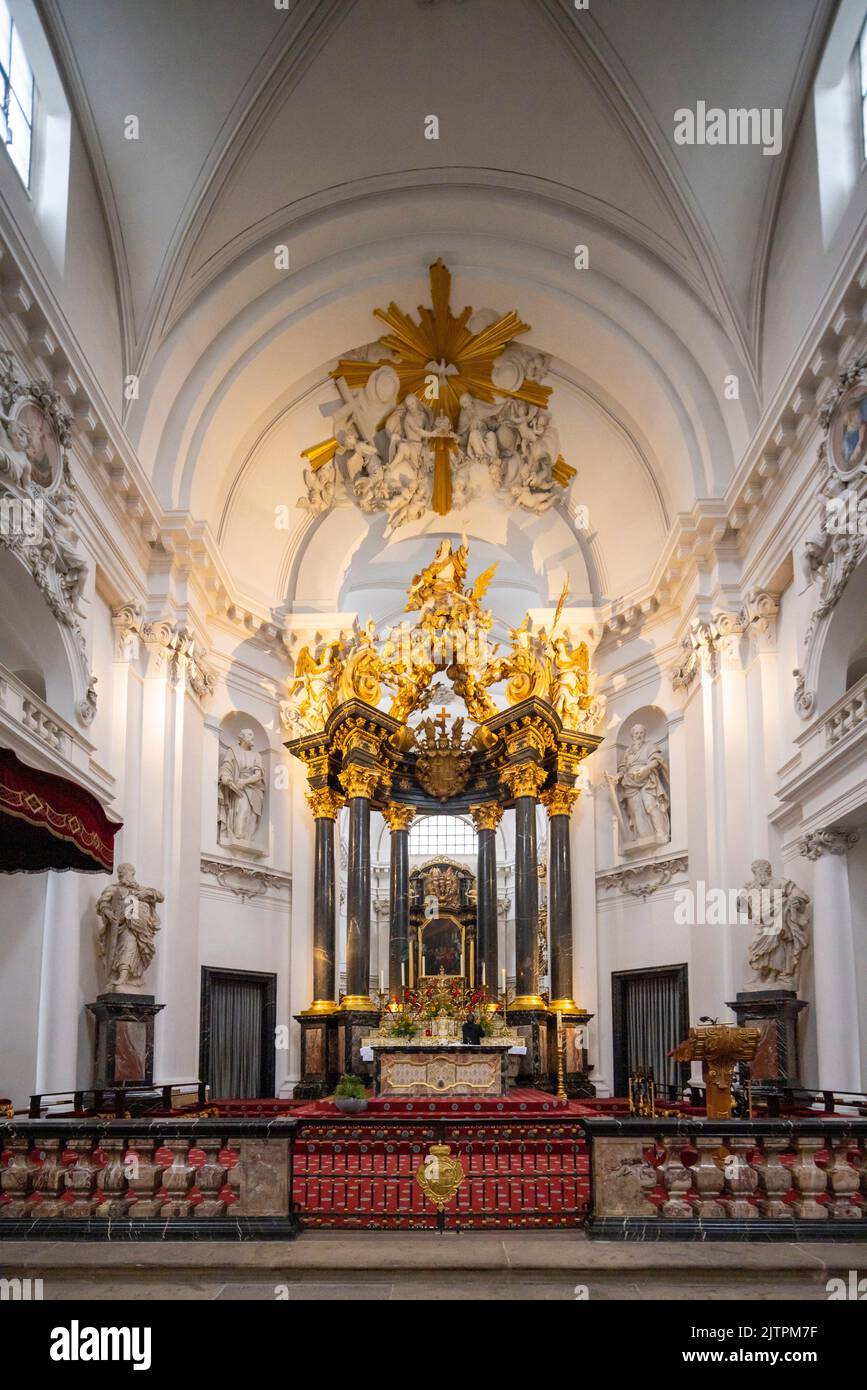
[216,710,270,859]
[0,547,77,719]
[815,555,867,715]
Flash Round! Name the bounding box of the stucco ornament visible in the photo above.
[298,260,575,531]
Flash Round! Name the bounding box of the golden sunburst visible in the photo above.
[335,258,551,426]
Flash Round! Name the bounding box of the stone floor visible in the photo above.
[2,1232,864,1300]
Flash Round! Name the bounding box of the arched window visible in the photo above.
[0,0,35,187]
[408,815,476,857]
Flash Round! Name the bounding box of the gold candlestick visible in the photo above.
[555,1009,567,1104]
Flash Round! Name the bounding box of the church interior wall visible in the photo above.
[0,0,865,1123]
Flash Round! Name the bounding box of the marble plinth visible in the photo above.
[727,990,807,1091]
[85,993,164,1087]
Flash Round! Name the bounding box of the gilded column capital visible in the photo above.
[469,802,504,832]
[339,765,380,801]
[305,787,344,821]
[501,763,547,801]
[382,802,415,832]
[541,785,580,818]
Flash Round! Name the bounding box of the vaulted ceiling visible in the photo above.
[41,0,834,615]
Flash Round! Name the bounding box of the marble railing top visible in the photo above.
[581,1116,867,1138]
[0,1117,299,1140]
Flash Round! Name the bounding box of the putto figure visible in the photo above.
[738,859,812,993]
[96,864,164,993]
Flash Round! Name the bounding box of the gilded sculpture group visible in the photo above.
[284,539,600,738]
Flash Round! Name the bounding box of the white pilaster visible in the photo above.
[800,829,861,1092]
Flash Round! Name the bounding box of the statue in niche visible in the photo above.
[609,722,670,847]
[96,863,164,993]
[218,728,266,849]
[738,859,812,993]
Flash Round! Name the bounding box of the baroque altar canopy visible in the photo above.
[282,538,603,747]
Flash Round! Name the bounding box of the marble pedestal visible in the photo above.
[727,990,807,1092]
[293,1012,339,1100]
[546,1009,596,1097]
[506,1006,550,1089]
[335,1008,381,1086]
[86,993,164,1087]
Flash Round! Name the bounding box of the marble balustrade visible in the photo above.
[584,1117,867,1239]
[0,1118,300,1237]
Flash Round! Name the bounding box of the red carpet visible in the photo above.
[292,1086,582,1120]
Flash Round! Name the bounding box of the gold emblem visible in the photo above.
[415,1143,465,1211]
[414,711,472,800]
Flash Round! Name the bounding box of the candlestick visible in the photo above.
[401,961,405,988]
[501,968,506,995]
[555,1009,567,1104]
[481,962,486,988]
[379,970,383,993]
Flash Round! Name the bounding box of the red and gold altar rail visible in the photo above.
[583,1117,867,1240]
[4,1114,867,1239]
[291,1113,589,1231]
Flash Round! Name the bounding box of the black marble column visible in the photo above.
[345,789,372,1006]
[294,789,342,1099]
[312,813,337,1005]
[513,790,543,1008]
[471,805,500,995]
[386,806,413,996]
[547,802,577,1011]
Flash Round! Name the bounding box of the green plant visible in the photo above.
[334,1073,367,1100]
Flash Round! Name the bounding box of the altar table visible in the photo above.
[361,1039,525,1098]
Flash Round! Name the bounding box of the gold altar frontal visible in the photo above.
[364,1038,517,1097]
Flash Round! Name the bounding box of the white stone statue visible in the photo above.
[297,460,335,515]
[384,392,431,472]
[738,859,812,992]
[96,863,164,993]
[457,392,500,461]
[610,723,670,846]
[218,728,266,848]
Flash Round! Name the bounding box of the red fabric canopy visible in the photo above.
[0,747,122,874]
